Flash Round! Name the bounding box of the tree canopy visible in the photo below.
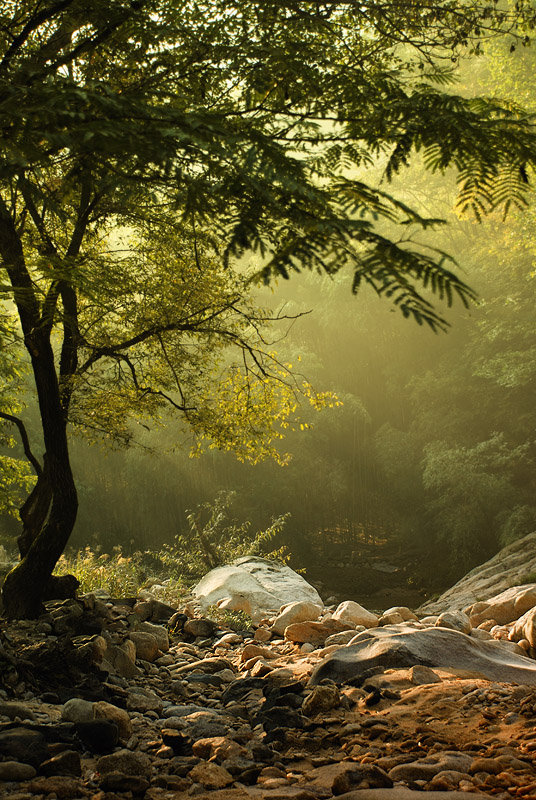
[1,0,536,616]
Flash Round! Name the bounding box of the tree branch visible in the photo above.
[0,411,42,477]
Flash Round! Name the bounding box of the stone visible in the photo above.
[271,601,324,635]
[469,757,503,775]
[302,684,340,715]
[61,697,94,723]
[254,627,272,642]
[97,748,152,777]
[88,634,108,662]
[93,701,132,738]
[382,606,418,622]
[161,729,193,755]
[409,665,441,685]
[192,736,246,762]
[172,656,234,675]
[332,764,393,794]
[250,659,274,676]
[108,640,140,678]
[418,532,536,616]
[0,761,37,781]
[285,618,351,645]
[129,630,160,661]
[511,605,536,649]
[173,716,228,740]
[216,632,243,646]
[325,629,365,646]
[126,688,164,715]
[99,771,150,793]
[468,584,536,627]
[138,620,170,650]
[39,750,81,777]
[471,627,493,640]
[193,556,323,623]
[435,610,472,635]
[389,752,473,782]
[378,611,404,625]
[183,617,218,638]
[75,719,119,753]
[310,623,536,685]
[240,643,277,662]
[188,761,234,788]
[133,597,177,623]
[0,701,35,721]
[0,726,49,766]
[27,776,83,799]
[428,770,471,791]
[332,601,379,629]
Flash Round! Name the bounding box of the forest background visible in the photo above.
[1,8,535,609]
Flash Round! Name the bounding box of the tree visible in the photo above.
[1,0,536,617]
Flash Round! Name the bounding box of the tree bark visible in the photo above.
[18,459,52,558]
[1,340,78,617]
[0,198,79,618]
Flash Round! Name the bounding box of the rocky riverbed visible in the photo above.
[1,571,536,800]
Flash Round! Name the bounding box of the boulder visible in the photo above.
[379,606,418,626]
[193,556,323,623]
[284,618,351,646]
[129,631,160,662]
[510,605,536,650]
[466,584,536,627]
[97,748,152,778]
[418,532,536,615]
[137,621,169,651]
[435,610,472,635]
[93,701,132,739]
[309,623,536,686]
[332,600,379,629]
[271,600,323,634]
[61,698,94,723]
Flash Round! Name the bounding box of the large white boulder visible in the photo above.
[193,557,323,624]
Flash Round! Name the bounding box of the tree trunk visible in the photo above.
[18,459,52,558]
[1,341,78,618]
[0,198,80,617]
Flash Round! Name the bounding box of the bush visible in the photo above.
[157,490,290,582]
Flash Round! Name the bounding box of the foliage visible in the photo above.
[0,310,35,518]
[204,605,253,632]
[158,490,291,582]
[55,545,190,602]
[55,546,146,597]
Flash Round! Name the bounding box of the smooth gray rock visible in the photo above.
[309,623,536,686]
[61,698,94,723]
